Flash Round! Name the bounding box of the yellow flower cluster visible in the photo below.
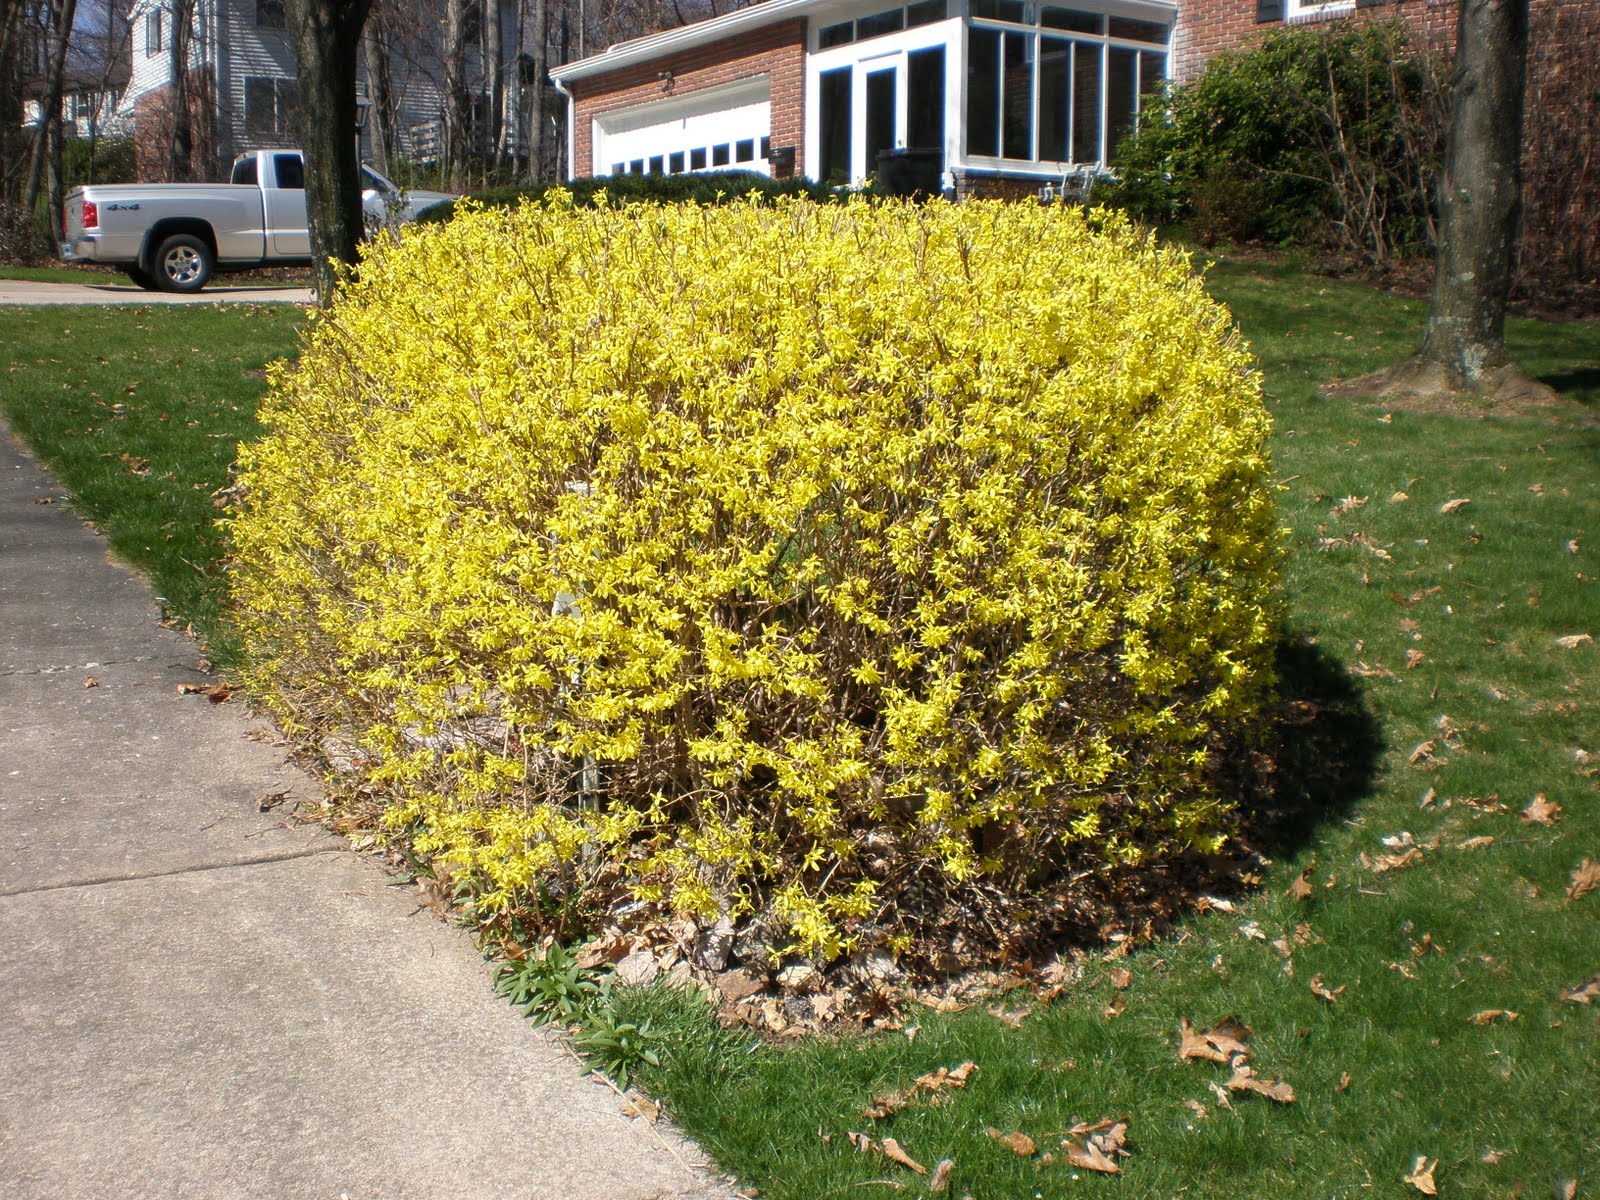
[230,194,1281,959]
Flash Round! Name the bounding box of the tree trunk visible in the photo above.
[1326,0,1560,412]
[361,10,394,174]
[525,0,546,183]
[485,0,504,171]
[443,0,469,189]
[287,0,373,302]
[168,0,195,179]
[1420,0,1528,385]
[23,0,76,216]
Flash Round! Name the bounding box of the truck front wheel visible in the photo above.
[153,234,213,293]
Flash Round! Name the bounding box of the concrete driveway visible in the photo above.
[0,279,315,305]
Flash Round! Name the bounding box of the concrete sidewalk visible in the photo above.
[0,425,733,1199]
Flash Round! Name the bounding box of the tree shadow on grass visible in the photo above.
[1237,633,1385,858]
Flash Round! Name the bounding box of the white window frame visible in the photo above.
[1285,0,1355,21]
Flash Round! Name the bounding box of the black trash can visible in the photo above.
[875,147,944,198]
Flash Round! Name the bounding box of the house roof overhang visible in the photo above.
[551,0,1178,86]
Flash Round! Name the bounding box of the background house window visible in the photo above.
[817,1,949,49]
[244,77,300,139]
[256,0,288,28]
[145,10,162,54]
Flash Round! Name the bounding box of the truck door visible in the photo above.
[265,153,311,257]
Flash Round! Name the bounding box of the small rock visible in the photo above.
[694,916,737,974]
[732,918,778,970]
[614,949,660,988]
[848,948,904,986]
[776,961,823,993]
[714,968,766,1002]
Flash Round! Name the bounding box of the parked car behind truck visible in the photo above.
[60,150,455,294]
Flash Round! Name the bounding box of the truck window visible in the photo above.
[232,157,258,186]
[273,154,305,189]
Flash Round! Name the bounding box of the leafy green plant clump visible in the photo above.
[1106,20,1443,262]
[230,195,1281,965]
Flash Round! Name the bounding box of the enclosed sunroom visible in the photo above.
[549,0,1175,194]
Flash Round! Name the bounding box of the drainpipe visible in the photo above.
[551,75,576,181]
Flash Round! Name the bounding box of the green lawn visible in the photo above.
[1,257,1595,1199]
[0,303,304,663]
[0,262,311,287]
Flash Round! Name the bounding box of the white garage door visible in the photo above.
[596,77,773,176]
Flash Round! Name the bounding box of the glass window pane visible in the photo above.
[760,135,772,158]
[630,158,645,173]
[712,144,730,166]
[669,151,685,172]
[1139,50,1166,101]
[1108,15,1169,43]
[273,153,304,188]
[857,8,905,39]
[1106,46,1137,163]
[866,67,897,171]
[690,148,707,169]
[1037,35,1069,161]
[735,138,755,162]
[611,162,625,174]
[1041,6,1101,33]
[818,65,853,182]
[907,45,946,152]
[966,27,1000,157]
[1001,30,1030,160]
[906,0,947,27]
[1071,40,1101,162]
[818,20,853,48]
[971,0,1028,22]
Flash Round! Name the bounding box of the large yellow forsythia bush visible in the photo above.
[231,196,1280,962]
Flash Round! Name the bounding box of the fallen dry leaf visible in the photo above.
[1470,1009,1520,1025]
[1455,835,1496,851]
[1559,975,1600,1004]
[1108,967,1133,990]
[1310,975,1346,1004]
[619,1095,659,1123]
[864,1091,908,1121]
[1178,1016,1252,1063]
[1361,848,1424,873]
[1567,860,1600,901]
[986,1128,1036,1157]
[1406,649,1427,669]
[176,682,232,704]
[1480,1147,1507,1164]
[1337,1072,1352,1093]
[1389,491,1410,503]
[1286,868,1315,902]
[1439,498,1471,514]
[1183,1099,1208,1120]
[847,1130,874,1153]
[1102,993,1127,1020]
[987,1004,1030,1028]
[880,1137,927,1175]
[1555,634,1594,650]
[1059,1120,1129,1176]
[928,1159,954,1193]
[1521,794,1562,825]
[1226,1064,1295,1103]
[1404,1155,1439,1195]
[1408,740,1437,765]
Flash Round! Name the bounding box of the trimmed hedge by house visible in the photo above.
[413,168,837,224]
[230,196,1281,964]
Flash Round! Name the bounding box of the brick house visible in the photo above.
[550,0,1177,197]
[550,0,1594,235]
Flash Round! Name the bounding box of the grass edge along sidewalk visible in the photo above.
[2,262,1596,1199]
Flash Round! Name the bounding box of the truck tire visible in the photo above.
[153,234,213,293]
[126,265,160,290]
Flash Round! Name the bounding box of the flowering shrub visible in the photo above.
[231,195,1280,962]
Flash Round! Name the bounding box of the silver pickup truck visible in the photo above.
[60,149,455,293]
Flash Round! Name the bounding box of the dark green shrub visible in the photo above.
[61,136,136,188]
[1104,20,1445,261]
[415,169,837,224]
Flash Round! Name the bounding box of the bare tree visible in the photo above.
[361,4,396,173]
[286,0,373,301]
[1341,0,1558,408]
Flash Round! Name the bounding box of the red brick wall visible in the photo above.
[569,19,807,178]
